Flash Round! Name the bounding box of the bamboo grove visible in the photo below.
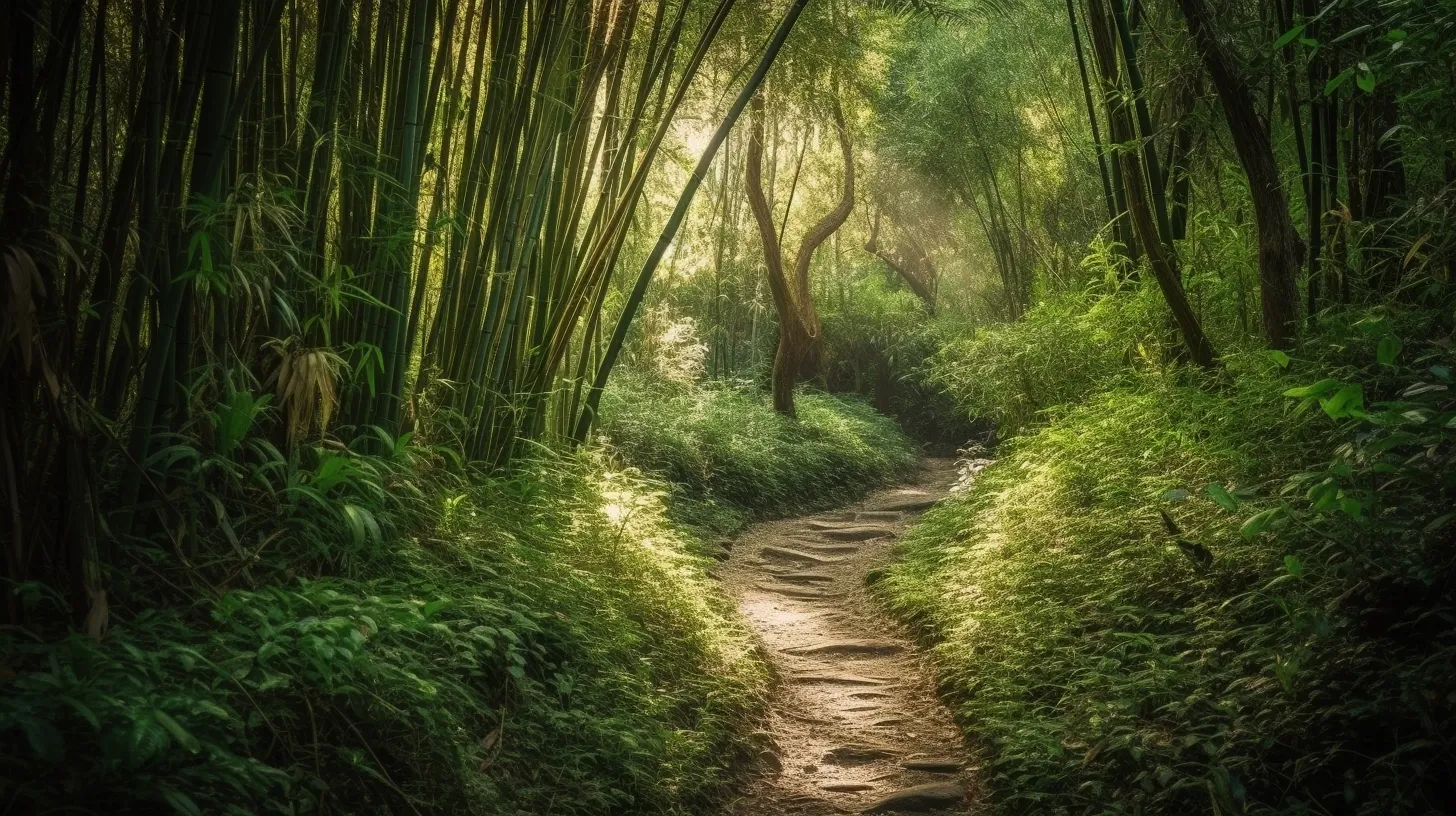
[1074,0,1450,360]
[0,0,815,624]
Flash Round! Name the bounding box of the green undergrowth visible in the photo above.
[2,442,770,815]
[883,304,1456,815]
[2,368,920,814]
[599,372,919,537]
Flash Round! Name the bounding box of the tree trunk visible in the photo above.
[745,93,806,416]
[1066,0,1119,237]
[866,214,936,314]
[1088,0,1217,367]
[789,92,855,380]
[1177,0,1301,348]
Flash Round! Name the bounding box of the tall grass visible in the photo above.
[883,304,1456,815]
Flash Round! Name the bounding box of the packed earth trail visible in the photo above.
[723,459,980,815]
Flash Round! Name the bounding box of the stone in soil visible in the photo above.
[756,582,839,600]
[822,743,901,763]
[787,540,862,553]
[900,757,964,773]
[818,526,897,541]
[863,782,965,813]
[854,510,905,522]
[821,782,877,792]
[783,640,903,656]
[773,571,835,584]
[871,497,938,512]
[761,545,842,564]
[792,672,892,686]
[804,519,873,531]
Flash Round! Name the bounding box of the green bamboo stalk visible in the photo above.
[1109,0,1172,249]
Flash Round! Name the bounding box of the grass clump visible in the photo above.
[599,371,919,535]
[2,447,767,815]
[883,304,1456,815]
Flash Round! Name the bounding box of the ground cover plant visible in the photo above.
[0,357,914,815]
[1,433,775,814]
[600,373,919,535]
[884,301,1456,815]
[6,0,1456,812]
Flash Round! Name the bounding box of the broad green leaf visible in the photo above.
[1403,382,1448,398]
[153,710,201,753]
[1357,71,1376,93]
[1241,508,1281,539]
[1426,512,1455,533]
[1268,350,1290,368]
[1324,68,1353,95]
[1283,378,1341,399]
[1330,23,1373,44]
[22,717,64,762]
[1320,384,1365,419]
[1283,555,1304,577]
[158,786,204,816]
[1377,335,1403,365]
[1273,24,1305,49]
[1205,483,1240,511]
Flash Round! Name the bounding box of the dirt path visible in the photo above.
[722,459,980,815]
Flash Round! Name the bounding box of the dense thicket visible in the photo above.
[871,0,1456,814]
[5,0,1456,812]
[0,0,827,628]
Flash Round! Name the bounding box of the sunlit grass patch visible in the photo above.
[883,308,1456,815]
[600,372,919,534]
[1,448,768,815]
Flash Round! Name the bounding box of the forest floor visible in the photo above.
[722,458,981,815]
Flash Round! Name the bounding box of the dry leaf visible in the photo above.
[477,727,502,772]
[85,589,109,641]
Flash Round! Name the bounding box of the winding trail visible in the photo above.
[723,459,980,815]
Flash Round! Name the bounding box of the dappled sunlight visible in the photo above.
[5,0,1452,811]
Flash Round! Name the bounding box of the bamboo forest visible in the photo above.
[3,0,1455,813]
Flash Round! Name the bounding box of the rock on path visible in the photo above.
[722,459,980,815]
[864,783,967,813]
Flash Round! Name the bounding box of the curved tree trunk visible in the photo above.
[866,214,937,314]
[745,90,855,416]
[790,93,856,378]
[746,92,805,415]
[1177,0,1301,348]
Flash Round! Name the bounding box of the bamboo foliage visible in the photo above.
[0,0,791,621]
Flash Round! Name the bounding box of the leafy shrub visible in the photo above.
[924,285,1169,434]
[599,372,919,534]
[2,448,768,815]
[883,307,1456,815]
